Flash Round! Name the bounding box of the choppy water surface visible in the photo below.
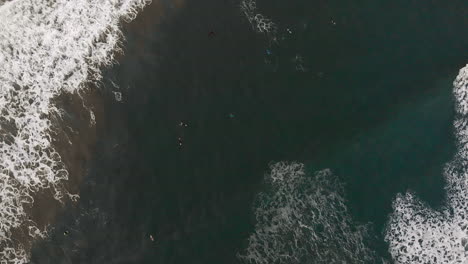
[0,0,467,263]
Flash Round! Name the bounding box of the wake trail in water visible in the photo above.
[385,64,468,264]
[0,0,149,263]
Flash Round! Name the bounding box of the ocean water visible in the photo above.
[0,0,150,263]
[0,0,467,263]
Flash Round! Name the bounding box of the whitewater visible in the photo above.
[238,67,468,264]
[238,2,380,263]
[0,0,148,263]
[237,162,382,264]
[385,65,468,263]
[238,70,468,263]
[240,1,468,263]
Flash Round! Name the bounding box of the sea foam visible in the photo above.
[238,162,379,264]
[0,0,149,263]
[385,64,468,263]
[240,0,276,35]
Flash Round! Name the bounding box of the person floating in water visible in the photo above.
[179,121,188,127]
[208,31,216,37]
[228,113,235,119]
[149,234,155,242]
[178,137,183,147]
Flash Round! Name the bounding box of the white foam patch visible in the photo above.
[89,109,96,127]
[385,64,468,264]
[0,0,149,263]
[240,0,276,34]
[0,0,11,6]
[238,162,379,264]
[113,91,123,102]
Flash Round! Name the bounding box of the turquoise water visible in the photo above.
[28,0,467,263]
[313,75,457,257]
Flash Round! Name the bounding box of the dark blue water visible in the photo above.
[30,0,467,263]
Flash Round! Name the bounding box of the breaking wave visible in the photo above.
[385,64,468,263]
[0,0,149,263]
[240,0,276,35]
[238,162,380,264]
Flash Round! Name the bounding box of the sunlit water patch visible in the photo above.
[385,64,468,263]
[238,162,383,264]
[0,0,148,263]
